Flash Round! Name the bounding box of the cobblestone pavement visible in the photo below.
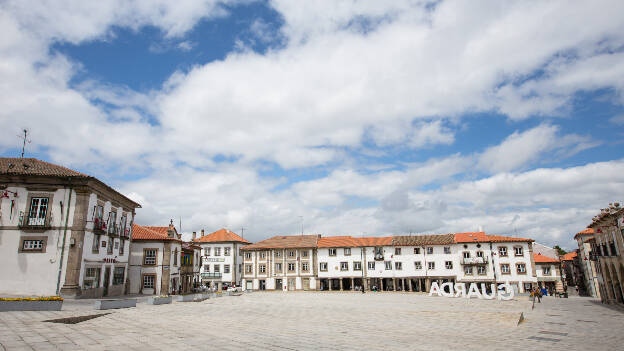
[1,292,623,350]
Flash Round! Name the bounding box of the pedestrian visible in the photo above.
[534,287,542,303]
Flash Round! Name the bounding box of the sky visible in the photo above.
[1,0,623,249]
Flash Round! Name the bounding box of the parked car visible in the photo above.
[227,285,242,292]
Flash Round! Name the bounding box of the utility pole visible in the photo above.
[18,129,31,158]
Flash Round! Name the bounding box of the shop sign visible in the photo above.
[103,258,116,263]
[429,282,514,300]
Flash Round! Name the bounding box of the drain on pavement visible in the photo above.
[528,336,560,342]
[539,330,568,336]
[44,313,110,324]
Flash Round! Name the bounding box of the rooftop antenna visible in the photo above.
[241,227,245,239]
[18,128,31,158]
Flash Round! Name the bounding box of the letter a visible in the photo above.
[428,282,442,297]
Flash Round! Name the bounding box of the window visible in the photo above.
[27,197,48,225]
[92,234,100,253]
[204,265,210,272]
[224,264,230,274]
[514,246,524,256]
[344,248,351,256]
[224,247,231,256]
[353,261,362,271]
[427,262,435,270]
[108,211,117,235]
[464,266,473,275]
[444,247,451,254]
[340,262,349,271]
[414,247,420,254]
[302,262,309,272]
[320,262,328,271]
[288,250,295,258]
[476,251,483,258]
[107,237,113,255]
[477,266,486,275]
[302,250,308,257]
[22,240,43,251]
[463,251,470,259]
[445,261,453,269]
[501,264,511,274]
[142,275,155,289]
[329,248,337,256]
[245,264,252,273]
[499,246,508,257]
[84,267,101,289]
[245,252,252,259]
[259,251,266,259]
[113,267,125,285]
[395,248,401,255]
[120,214,127,237]
[119,239,125,255]
[385,261,392,270]
[174,248,178,266]
[205,248,211,256]
[426,247,433,254]
[214,264,221,273]
[94,205,104,229]
[275,250,282,258]
[259,264,266,273]
[516,263,526,274]
[542,266,551,275]
[288,263,296,272]
[414,261,422,270]
[395,262,402,270]
[215,247,221,256]
[275,263,283,272]
[368,261,375,270]
[144,249,157,265]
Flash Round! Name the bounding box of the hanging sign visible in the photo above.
[429,281,514,300]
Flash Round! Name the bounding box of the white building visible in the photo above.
[0,157,140,297]
[241,235,318,291]
[192,228,250,290]
[128,223,201,295]
[533,253,563,294]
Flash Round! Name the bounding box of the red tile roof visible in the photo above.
[574,228,595,240]
[393,234,455,246]
[454,232,533,243]
[193,228,250,244]
[317,236,393,248]
[561,251,578,261]
[0,157,89,177]
[533,253,560,263]
[242,235,319,250]
[132,224,182,242]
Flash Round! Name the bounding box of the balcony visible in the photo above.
[201,272,222,279]
[93,218,107,235]
[18,215,52,231]
[461,257,488,265]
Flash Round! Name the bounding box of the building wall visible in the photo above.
[198,242,245,287]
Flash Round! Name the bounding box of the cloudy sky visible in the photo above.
[1,0,623,249]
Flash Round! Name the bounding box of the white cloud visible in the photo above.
[610,114,624,125]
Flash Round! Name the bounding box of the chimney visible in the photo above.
[201,229,205,236]
[192,231,197,240]
[167,219,175,238]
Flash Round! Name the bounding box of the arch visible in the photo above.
[614,263,624,303]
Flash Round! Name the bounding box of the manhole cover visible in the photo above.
[44,313,110,324]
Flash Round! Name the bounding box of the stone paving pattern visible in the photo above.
[1,292,623,350]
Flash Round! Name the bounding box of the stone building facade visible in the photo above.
[574,228,601,298]
[0,157,140,298]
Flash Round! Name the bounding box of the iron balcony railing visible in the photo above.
[461,257,488,265]
[201,272,222,279]
[18,214,52,230]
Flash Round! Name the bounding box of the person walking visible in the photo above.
[533,287,542,303]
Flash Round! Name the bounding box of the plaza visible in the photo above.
[1,292,623,350]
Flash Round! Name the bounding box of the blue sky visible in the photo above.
[1,0,624,248]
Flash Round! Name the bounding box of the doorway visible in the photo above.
[246,281,253,290]
[259,280,266,290]
[103,267,111,296]
[288,278,296,291]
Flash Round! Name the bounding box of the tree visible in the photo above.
[553,245,567,256]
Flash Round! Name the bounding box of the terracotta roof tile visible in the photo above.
[318,236,393,248]
[561,251,578,261]
[392,234,455,246]
[0,157,89,177]
[193,228,250,244]
[132,224,182,242]
[242,235,319,250]
[533,253,560,263]
[574,228,595,240]
[455,232,533,243]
